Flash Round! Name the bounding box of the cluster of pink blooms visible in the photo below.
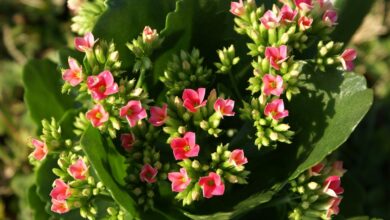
[50,159,89,214]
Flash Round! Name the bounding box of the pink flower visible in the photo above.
[121,133,136,151]
[170,132,200,160]
[331,161,347,177]
[51,199,70,214]
[182,88,207,113]
[149,104,168,126]
[326,197,342,218]
[298,16,313,30]
[260,10,280,29]
[142,26,158,43]
[264,99,289,120]
[67,0,84,12]
[63,57,83,86]
[262,74,284,96]
[119,100,147,127]
[323,10,338,26]
[230,0,245,16]
[168,168,191,192]
[340,48,357,71]
[87,70,118,100]
[139,164,158,183]
[294,0,313,11]
[323,176,344,197]
[50,179,71,201]
[229,149,248,166]
[86,104,109,127]
[198,172,225,199]
[309,162,325,176]
[280,5,298,23]
[265,45,288,70]
[68,159,88,180]
[214,98,235,118]
[318,0,334,9]
[74,32,96,52]
[31,138,48,161]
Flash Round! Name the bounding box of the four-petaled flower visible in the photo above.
[323,176,344,197]
[198,172,225,199]
[170,132,200,160]
[280,5,298,23]
[87,70,118,100]
[142,26,158,44]
[139,164,158,183]
[214,98,235,118]
[119,100,147,127]
[31,138,48,161]
[265,45,288,70]
[149,104,168,126]
[230,0,245,16]
[86,104,109,127]
[322,9,338,26]
[63,57,83,86]
[229,149,248,167]
[298,16,313,31]
[331,161,347,177]
[182,88,207,113]
[264,99,289,120]
[68,159,88,180]
[74,32,96,52]
[260,10,280,29]
[121,133,136,152]
[50,179,71,201]
[294,0,313,11]
[339,48,357,71]
[326,197,342,218]
[168,168,192,192]
[262,74,284,96]
[309,162,325,176]
[51,199,70,214]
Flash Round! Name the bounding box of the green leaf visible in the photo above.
[28,185,51,220]
[23,59,74,127]
[106,137,127,187]
[80,126,139,218]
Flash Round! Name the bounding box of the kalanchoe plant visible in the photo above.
[24,0,373,219]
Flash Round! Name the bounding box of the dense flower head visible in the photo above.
[294,0,313,11]
[139,164,158,183]
[264,99,289,120]
[170,132,200,160]
[298,16,313,31]
[322,10,338,26]
[260,10,280,29]
[142,26,158,44]
[87,70,119,100]
[63,57,83,86]
[149,104,168,126]
[265,45,288,70]
[230,0,245,16]
[309,162,325,176]
[168,168,192,192]
[340,48,357,71]
[182,88,207,113]
[51,199,70,214]
[229,149,248,167]
[86,104,109,127]
[121,133,136,151]
[323,176,344,197]
[198,172,225,198]
[279,5,298,23]
[50,179,71,201]
[31,138,48,161]
[119,100,147,127]
[262,74,284,96]
[68,159,88,180]
[74,32,96,52]
[214,98,235,118]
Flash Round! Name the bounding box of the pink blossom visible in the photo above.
[51,199,70,214]
[298,16,313,30]
[31,138,48,161]
[262,74,284,96]
[63,57,83,86]
[182,88,207,113]
[121,133,136,151]
[260,10,280,29]
[323,10,338,26]
[326,197,342,218]
[168,168,191,192]
[50,179,71,201]
[309,162,325,176]
[294,0,313,11]
[331,161,347,177]
[198,172,225,199]
[323,176,344,197]
[229,149,248,166]
[230,0,245,16]
[340,48,357,71]
[68,159,88,180]
[149,104,168,126]
[119,100,147,127]
[67,0,84,12]
[86,104,109,127]
[318,0,334,9]
[264,99,289,120]
[279,5,298,23]
[142,26,158,43]
[265,45,288,70]
[139,164,158,183]
[170,132,200,160]
[87,70,118,100]
[214,98,235,118]
[74,32,96,52]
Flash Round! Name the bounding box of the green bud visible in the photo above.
[107,207,118,216]
[133,188,142,196]
[192,160,200,169]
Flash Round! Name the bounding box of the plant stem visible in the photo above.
[228,71,243,100]
[136,69,146,89]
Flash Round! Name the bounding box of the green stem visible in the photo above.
[228,71,243,100]
[136,69,146,89]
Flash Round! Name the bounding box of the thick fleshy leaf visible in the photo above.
[28,185,51,220]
